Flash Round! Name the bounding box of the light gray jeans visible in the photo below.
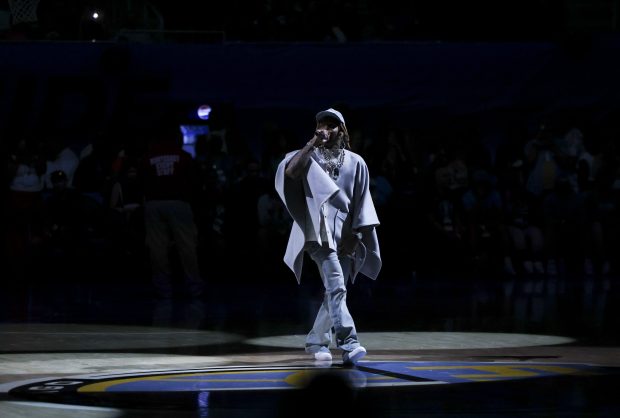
[304,242,360,353]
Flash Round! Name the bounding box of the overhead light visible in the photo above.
[197,104,212,120]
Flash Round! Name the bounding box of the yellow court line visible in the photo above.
[78,370,297,392]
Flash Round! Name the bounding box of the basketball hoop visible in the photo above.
[8,0,40,25]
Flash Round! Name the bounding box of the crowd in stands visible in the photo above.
[6,109,620,298]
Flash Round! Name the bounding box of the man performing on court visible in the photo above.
[275,108,381,365]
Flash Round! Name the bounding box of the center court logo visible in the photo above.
[2,361,609,399]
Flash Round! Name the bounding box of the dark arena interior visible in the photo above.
[2,1,620,417]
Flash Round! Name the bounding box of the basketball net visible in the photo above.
[8,0,40,25]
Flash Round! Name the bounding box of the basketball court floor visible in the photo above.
[1,269,619,417]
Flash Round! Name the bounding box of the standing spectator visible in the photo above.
[542,174,585,276]
[226,157,270,264]
[140,122,203,299]
[42,137,80,190]
[108,157,144,259]
[256,185,293,275]
[503,186,546,275]
[524,122,559,202]
[461,169,506,274]
[42,169,104,274]
[420,155,468,276]
[7,138,46,279]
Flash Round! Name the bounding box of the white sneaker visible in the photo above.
[343,346,366,365]
[312,347,332,362]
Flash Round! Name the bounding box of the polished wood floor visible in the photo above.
[1,268,619,417]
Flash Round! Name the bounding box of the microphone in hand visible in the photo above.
[314,130,329,146]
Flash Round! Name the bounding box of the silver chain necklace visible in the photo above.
[317,146,345,180]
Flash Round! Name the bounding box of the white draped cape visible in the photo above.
[275,149,381,283]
